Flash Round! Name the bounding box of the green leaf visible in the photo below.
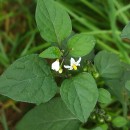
[125,80,130,91]
[112,116,127,128]
[92,124,108,130]
[94,51,122,79]
[16,97,81,130]
[99,124,108,130]
[67,34,96,57]
[98,88,111,104]
[121,22,130,40]
[92,127,102,130]
[39,46,62,59]
[0,55,57,104]
[106,79,124,103]
[60,72,98,123]
[36,0,72,43]
[105,69,130,104]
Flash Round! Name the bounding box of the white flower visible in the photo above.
[64,57,81,70]
[51,59,63,73]
[51,59,60,71]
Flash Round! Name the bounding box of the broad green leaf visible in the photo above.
[16,97,81,130]
[98,88,111,104]
[125,80,130,91]
[0,55,57,104]
[105,70,130,104]
[36,0,72,43]
[112,116,127,128]
[67,34,96,57]
[106,79,124,104]
[94,51,122,79]
[39,46,62,59]
[99,124,108,130]
[121,22,130,40]
[92,127,102,130]
[91,124,108,130]
[60,72,98,123]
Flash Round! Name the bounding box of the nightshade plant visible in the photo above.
[0,0,130,129]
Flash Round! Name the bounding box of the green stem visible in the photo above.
[80,0,106,19]
[123,102,127,119]
[108,0,130,63]
[122,89,129,130]
[26,43,51,54]
[0,38,9,63]
[123,102,128,130]
[122,89,128,119]
[97,40,119,54]
[0,109,9,130]
[114,1,129,24]
[116,4,130,16]
[60,2,98,30]
[20,32,35,56]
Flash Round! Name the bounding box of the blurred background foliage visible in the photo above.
[0,0,130,129]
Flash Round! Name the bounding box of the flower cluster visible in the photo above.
[51,57,81,73]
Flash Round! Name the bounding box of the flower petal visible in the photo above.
[70,58,76,66]
[68,67,73,70]
[64,65,71,69]
[76,57,81,66]
[64,65,73,70]
[51,60,60,71]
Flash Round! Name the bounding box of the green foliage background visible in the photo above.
[0,0,130,130]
